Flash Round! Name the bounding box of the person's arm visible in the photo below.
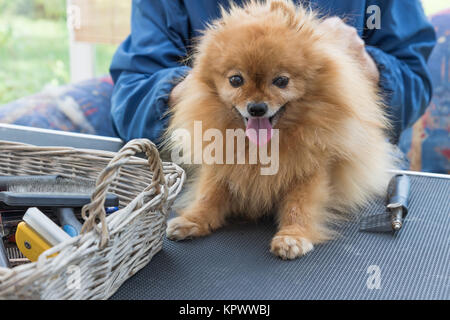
[364,0,436,142]
[110,1,191,143]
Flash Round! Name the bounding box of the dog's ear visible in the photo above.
[269,0,297,27]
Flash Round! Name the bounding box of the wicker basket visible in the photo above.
[0,138,185,299]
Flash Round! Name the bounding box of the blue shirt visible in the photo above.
[110,0,436,144]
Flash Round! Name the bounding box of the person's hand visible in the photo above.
[321,17,380,83]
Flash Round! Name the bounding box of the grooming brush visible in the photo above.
[0,175,63,192]
[359,174,411,233]
[16,207,71,261]
[5,246,28,267]
[15,221,53,262]
[0,176,119,237]
[0,175,120,262]
[1,176,97,207]
[1,208,58,241]
[22,207,71,246]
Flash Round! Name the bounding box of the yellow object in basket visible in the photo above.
[15,222,52,262]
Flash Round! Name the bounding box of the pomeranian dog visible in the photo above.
[164,0,394,260]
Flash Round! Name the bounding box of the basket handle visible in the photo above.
[81,138,167,248]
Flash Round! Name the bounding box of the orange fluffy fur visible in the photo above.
[164,0,395,259]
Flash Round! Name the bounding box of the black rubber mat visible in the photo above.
[111,175,450,300]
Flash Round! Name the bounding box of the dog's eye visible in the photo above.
[229,75,244,88]
[273,76,289,88]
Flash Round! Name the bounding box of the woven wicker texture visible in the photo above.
[0,139,185,299]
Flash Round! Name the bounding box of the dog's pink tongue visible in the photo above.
[246,118,273,146]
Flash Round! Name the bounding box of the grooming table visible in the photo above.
[1,124,449,300]
[111,175,449,300]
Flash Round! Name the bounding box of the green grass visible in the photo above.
[0,14,116,105]
[96,43,117,78]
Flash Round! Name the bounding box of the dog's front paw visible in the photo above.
[270,235,314,260]
[166,216,205,241]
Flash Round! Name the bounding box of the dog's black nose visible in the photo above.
[247,102,268,117]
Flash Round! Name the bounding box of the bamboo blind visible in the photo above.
[68,0,131,44]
